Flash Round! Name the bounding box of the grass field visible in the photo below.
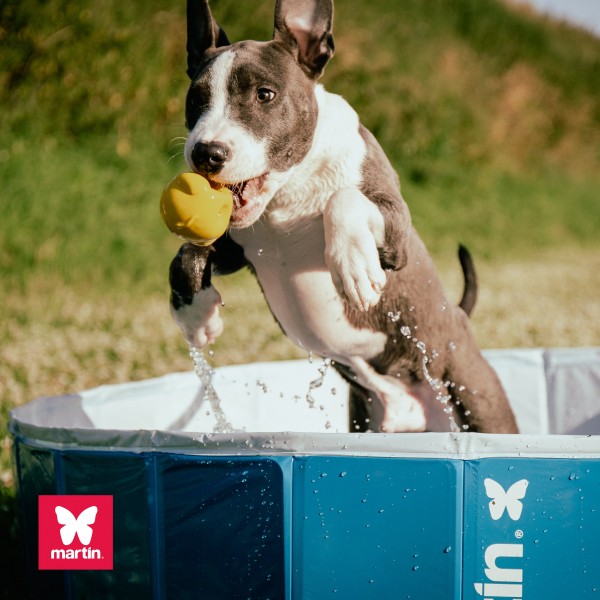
[1,0,599,595]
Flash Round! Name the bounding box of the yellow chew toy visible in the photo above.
[160,172,233,246]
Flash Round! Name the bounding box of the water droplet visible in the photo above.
[339,471,347,478]
[443,546,452,553]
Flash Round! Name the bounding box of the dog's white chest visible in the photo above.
[231,219,386,362]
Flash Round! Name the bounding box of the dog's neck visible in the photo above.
[265,85,367,228]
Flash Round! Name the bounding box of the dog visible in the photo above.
[168,0,518,433]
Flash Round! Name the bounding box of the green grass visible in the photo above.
[0,138,181,290]
[1,0,600,595]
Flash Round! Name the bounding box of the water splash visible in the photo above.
[388,312,466,432]
[306,358,331,409]
[189,346,234,433]
[421,354,460,433]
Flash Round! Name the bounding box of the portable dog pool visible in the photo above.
[10,347,600,599]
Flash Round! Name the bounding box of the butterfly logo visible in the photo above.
[484,478,529,521]
[55,505,98,546]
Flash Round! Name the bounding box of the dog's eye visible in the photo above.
[256,88,276,103]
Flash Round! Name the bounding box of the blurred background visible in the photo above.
[1,0,599,591]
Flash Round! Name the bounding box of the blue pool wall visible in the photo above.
[10,347,600,599]
[12,435,600,599]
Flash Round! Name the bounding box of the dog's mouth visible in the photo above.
[220,174,269,212]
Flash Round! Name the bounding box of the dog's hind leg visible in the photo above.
[337,357,462,432]
[442,311,519,433]
[344,358,428,432]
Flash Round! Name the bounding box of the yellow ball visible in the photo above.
[160,172,233,246]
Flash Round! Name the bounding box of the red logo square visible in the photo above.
[38,495,113,570]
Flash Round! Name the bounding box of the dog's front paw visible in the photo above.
[324,188,387,311]
[326,238,387,311]
[171,286,223,348]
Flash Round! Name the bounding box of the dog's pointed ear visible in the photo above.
[187,0,230,79]
[273,0,334,79]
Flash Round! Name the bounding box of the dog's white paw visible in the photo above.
[324,188,387,311]
[326,237,387,310]
[378,395,427,433]
[171,286,223,348]
[348,357,427,432]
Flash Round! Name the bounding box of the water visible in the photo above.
[190,348,337,432]
[306,358,332,409]
[390,312,464,432]
[189,346,234,433]
[189,308,463,433]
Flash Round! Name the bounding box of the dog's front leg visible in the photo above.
[169,243,223,348]
[324,187,388,311]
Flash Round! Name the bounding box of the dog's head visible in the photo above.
[184,0,335,228]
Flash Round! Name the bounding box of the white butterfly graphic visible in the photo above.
[484,478,529,521]
[55,505,98,546]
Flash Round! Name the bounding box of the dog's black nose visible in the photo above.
[191,141,230,175]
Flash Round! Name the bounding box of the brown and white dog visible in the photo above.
[169,0,518,433]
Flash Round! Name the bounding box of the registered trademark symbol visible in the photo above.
[514,529,524,539]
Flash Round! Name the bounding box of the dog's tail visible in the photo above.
[458,244,478,317]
